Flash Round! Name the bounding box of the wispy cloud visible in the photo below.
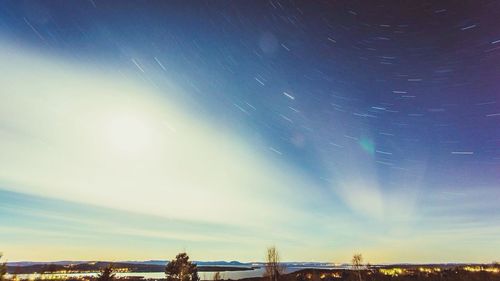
[0,42,330,261]
[0,42,315,228]
[1,40,499,263]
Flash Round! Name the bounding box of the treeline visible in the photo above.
[290,268,500,281]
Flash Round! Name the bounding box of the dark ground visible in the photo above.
[239,268,500,281]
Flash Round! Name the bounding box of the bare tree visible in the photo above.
[0,254,6,281]
[264,246,285,281]
[351,254,363,281]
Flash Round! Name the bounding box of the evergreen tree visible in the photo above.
[165,253,200,281]
[97,265,115,281]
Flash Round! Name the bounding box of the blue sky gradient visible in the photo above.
[0,1,499,263]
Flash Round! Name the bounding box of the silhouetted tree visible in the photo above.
[264,246,285,281]
[97,265,115,281]
[212,272,222,281]
[352,254,363,281]
[0,254,6,281]
[165,253,199,281]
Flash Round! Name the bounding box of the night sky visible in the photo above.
[0,1,499,263]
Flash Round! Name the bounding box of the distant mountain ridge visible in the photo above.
[6,261,338,267]
[126,260,249,266]
[7,260,251,267]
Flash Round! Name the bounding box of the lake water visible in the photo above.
[9,266,345,280]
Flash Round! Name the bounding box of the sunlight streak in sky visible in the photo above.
[0,42,315,227]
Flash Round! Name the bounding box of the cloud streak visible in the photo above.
[0,42,316,228]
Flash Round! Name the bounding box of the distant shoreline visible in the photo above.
[6,263,256,275]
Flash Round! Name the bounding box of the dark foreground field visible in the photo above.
[15,267,499,281]
[238,268,500,281]
[7,262,500,281]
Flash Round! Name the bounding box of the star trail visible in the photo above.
[0,1,499,263]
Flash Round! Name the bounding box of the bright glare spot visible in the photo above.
[105,113,152,153]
